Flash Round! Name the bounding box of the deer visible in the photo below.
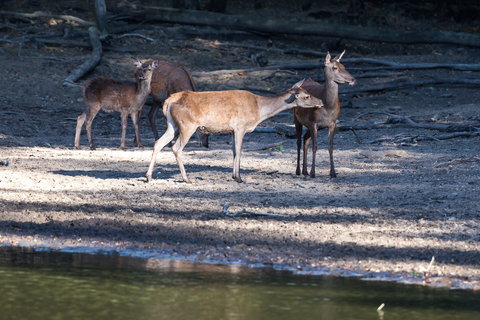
[145,80,323,183]
[74,57,158,151]
[133,60,209,148]
[293,51,356,179]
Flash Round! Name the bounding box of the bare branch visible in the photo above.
[63,27,102,85]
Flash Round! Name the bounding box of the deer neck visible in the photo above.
[135,78,152,103]
[323,77,339,111]
[257,94,293,123]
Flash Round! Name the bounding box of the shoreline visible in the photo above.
[1,234,479,291]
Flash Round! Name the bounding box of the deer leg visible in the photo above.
[119,111,129,150]
[328,124,337,178]
[309,124,318,178]
[302,130,311,176]
[196,131,209,148]
[231,133,236,180]
[85,108,99,150]
[145,120,176,182]
[74,112,87,149]
[294,116,303,176]
[232,130,245,183]
[131,111,143,148]
[133,108,142,147]
[172,127,196,184]
[148,100,162,141]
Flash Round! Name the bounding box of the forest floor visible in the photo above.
[0,0,479,290]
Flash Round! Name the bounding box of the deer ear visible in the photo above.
[333,50,345,62]
[131,57,142,68]
[151,59,159,69]
[284,93,296,104]
[292,79,305,88]
[325,52,332,66]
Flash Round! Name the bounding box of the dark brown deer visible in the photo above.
[74,57,158,150]
[293,51,355,178]
[134,60,209,148]
[145,80,323,183]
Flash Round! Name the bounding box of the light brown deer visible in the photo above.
[145,80,323,183]
[74,57,158,150]
[293,51,355,178]
[134,60,209,147]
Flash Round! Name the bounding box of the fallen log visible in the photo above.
[0,10,95,26]
[340,78,480,95]
[347,62,480,72]
[114,7,480,47]
[353,111,480,133]
[191,62,322,77]
[192,61,480,79]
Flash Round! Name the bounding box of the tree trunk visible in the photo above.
[94,0,108,33]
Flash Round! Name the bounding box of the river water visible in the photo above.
[0,246,478,320]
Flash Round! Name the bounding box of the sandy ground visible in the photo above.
[1,0,480,290]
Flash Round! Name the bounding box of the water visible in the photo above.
[0,246,478,320]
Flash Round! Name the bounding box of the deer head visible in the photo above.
[132,57,159,81]
[324,51,356,86]
[285,81,323,108]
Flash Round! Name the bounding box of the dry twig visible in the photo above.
[118,33,157,42]
[221,204,296,218]
[434,157,480,168]
[243,140,288,152]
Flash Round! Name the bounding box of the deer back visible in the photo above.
[83,77,138,112]
[137,61,196,102]
[166,90,262,133]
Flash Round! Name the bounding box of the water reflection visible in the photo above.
[0,246,478,320]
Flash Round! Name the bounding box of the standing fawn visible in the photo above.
[293,51,355,178]
[134,60,209,147]
[74,57,158,150]
[145,80,324,183]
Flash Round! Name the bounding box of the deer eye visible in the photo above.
[333,66,338,71]
[295,94,300,98]
[306,95,310,99]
